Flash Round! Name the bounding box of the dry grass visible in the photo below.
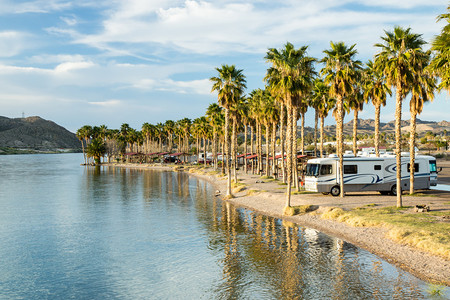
[320,206,450,259]
[232,185,247,193]
[246,189,261,196]
[283,204,316,216]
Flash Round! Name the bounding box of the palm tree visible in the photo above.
[347,76,365,156]
[430,5,450,92]
[265,42,315,209]
[87,137,106,164]
[408,52,436,194]
[375,26,426,207]
[164,120,175,152]
[321,41,362,198]
[312,78,335,158]
[206,103,223,170]
[210,64,247,198]
[363,60,391,157]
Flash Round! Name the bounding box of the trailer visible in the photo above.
[304,155,433,196]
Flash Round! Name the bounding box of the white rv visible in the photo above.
[304,155,434,196]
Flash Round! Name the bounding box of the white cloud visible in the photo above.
[133,78,210,94]
[54,61,95,73]
[0,31,30,57]
[88,99,122,106]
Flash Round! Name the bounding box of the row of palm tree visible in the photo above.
[78,7,449,210]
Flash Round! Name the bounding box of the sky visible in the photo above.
[0,0,449,133]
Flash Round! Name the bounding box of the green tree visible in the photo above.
[87,138,106,164]
[375,26,426,207]
[210,64,247,198]
[321,41,362,197]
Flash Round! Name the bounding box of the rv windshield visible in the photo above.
[429,160,437,173]
[306,163,320,177]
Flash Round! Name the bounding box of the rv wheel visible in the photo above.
[330,186,340,197]
[390,184,397,196]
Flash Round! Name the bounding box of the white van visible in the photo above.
[304,155,432,196]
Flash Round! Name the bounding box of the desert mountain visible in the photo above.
[299,118,449,136]
[0,116,81,150]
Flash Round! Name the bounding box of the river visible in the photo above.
[0,153,447,299]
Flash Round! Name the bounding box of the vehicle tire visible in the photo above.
[322,192,329,195]
[390,184,397,196]
[330,186,340,197]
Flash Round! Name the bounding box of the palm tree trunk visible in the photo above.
[337,96,345,198]
[265,123,270,177]
[221,138,225,175]
[320,115,324,158]
[203,137,207,167]
[244,123,248,173]
[353,109,358,156]
[395,79,403,207]
[250,125,254,155]
[258,123,263,175]
[285,103,293,208]
[213,130,217,171]
[272,122,277,177]
[300,111,305,155]
[196,137,200,164]
[409,108,417,194]
[225,109,232,197]
[314,109,318,157]
[280,103,286,183]
[232,118,237,183]
[294,107,299,192]
[374,104,381,157]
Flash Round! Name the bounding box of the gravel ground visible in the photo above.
[110,162,450,286]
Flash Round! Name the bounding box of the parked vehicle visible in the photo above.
[304,154,435,196]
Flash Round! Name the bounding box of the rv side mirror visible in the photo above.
[437,166,443,173]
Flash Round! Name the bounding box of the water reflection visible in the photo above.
[77,164,445,298]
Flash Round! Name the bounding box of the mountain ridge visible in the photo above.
[0,116,81,152]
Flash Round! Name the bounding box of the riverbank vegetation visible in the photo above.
[321,206,450,260]
[78,7,450,212]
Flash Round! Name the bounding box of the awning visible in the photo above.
[170,152,186,157]
[125,152,139,156]
[158,152,170,155]
[245,154,258,159]
[237,153,252,158]
[146,152,159,155]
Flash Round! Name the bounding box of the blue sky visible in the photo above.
[0,0,448,133]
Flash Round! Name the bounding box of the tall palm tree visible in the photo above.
[210,64,247,198]
[164,120,175,152]
[321,41,362,198]
[265,42,315,209]
[266,68,287,182]
[206,103,223,170]
[312,78,335,158]
[408,52,436,194]
[430,5,450,92]
[375,26,426,207]
[347,76,365,156]
[363,60,391,157]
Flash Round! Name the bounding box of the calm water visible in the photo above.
[0,153,447,299]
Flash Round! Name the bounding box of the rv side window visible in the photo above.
[374,165,381,170]
[344,165,358,174]
[320,164,333,175]
[306,164,320,176]
[407,163,419,173]
[429,160,437,172]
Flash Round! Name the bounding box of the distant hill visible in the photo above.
[0,116,81,152]
[299,118,450,136]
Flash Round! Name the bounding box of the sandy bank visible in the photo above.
[106,162,450,286]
